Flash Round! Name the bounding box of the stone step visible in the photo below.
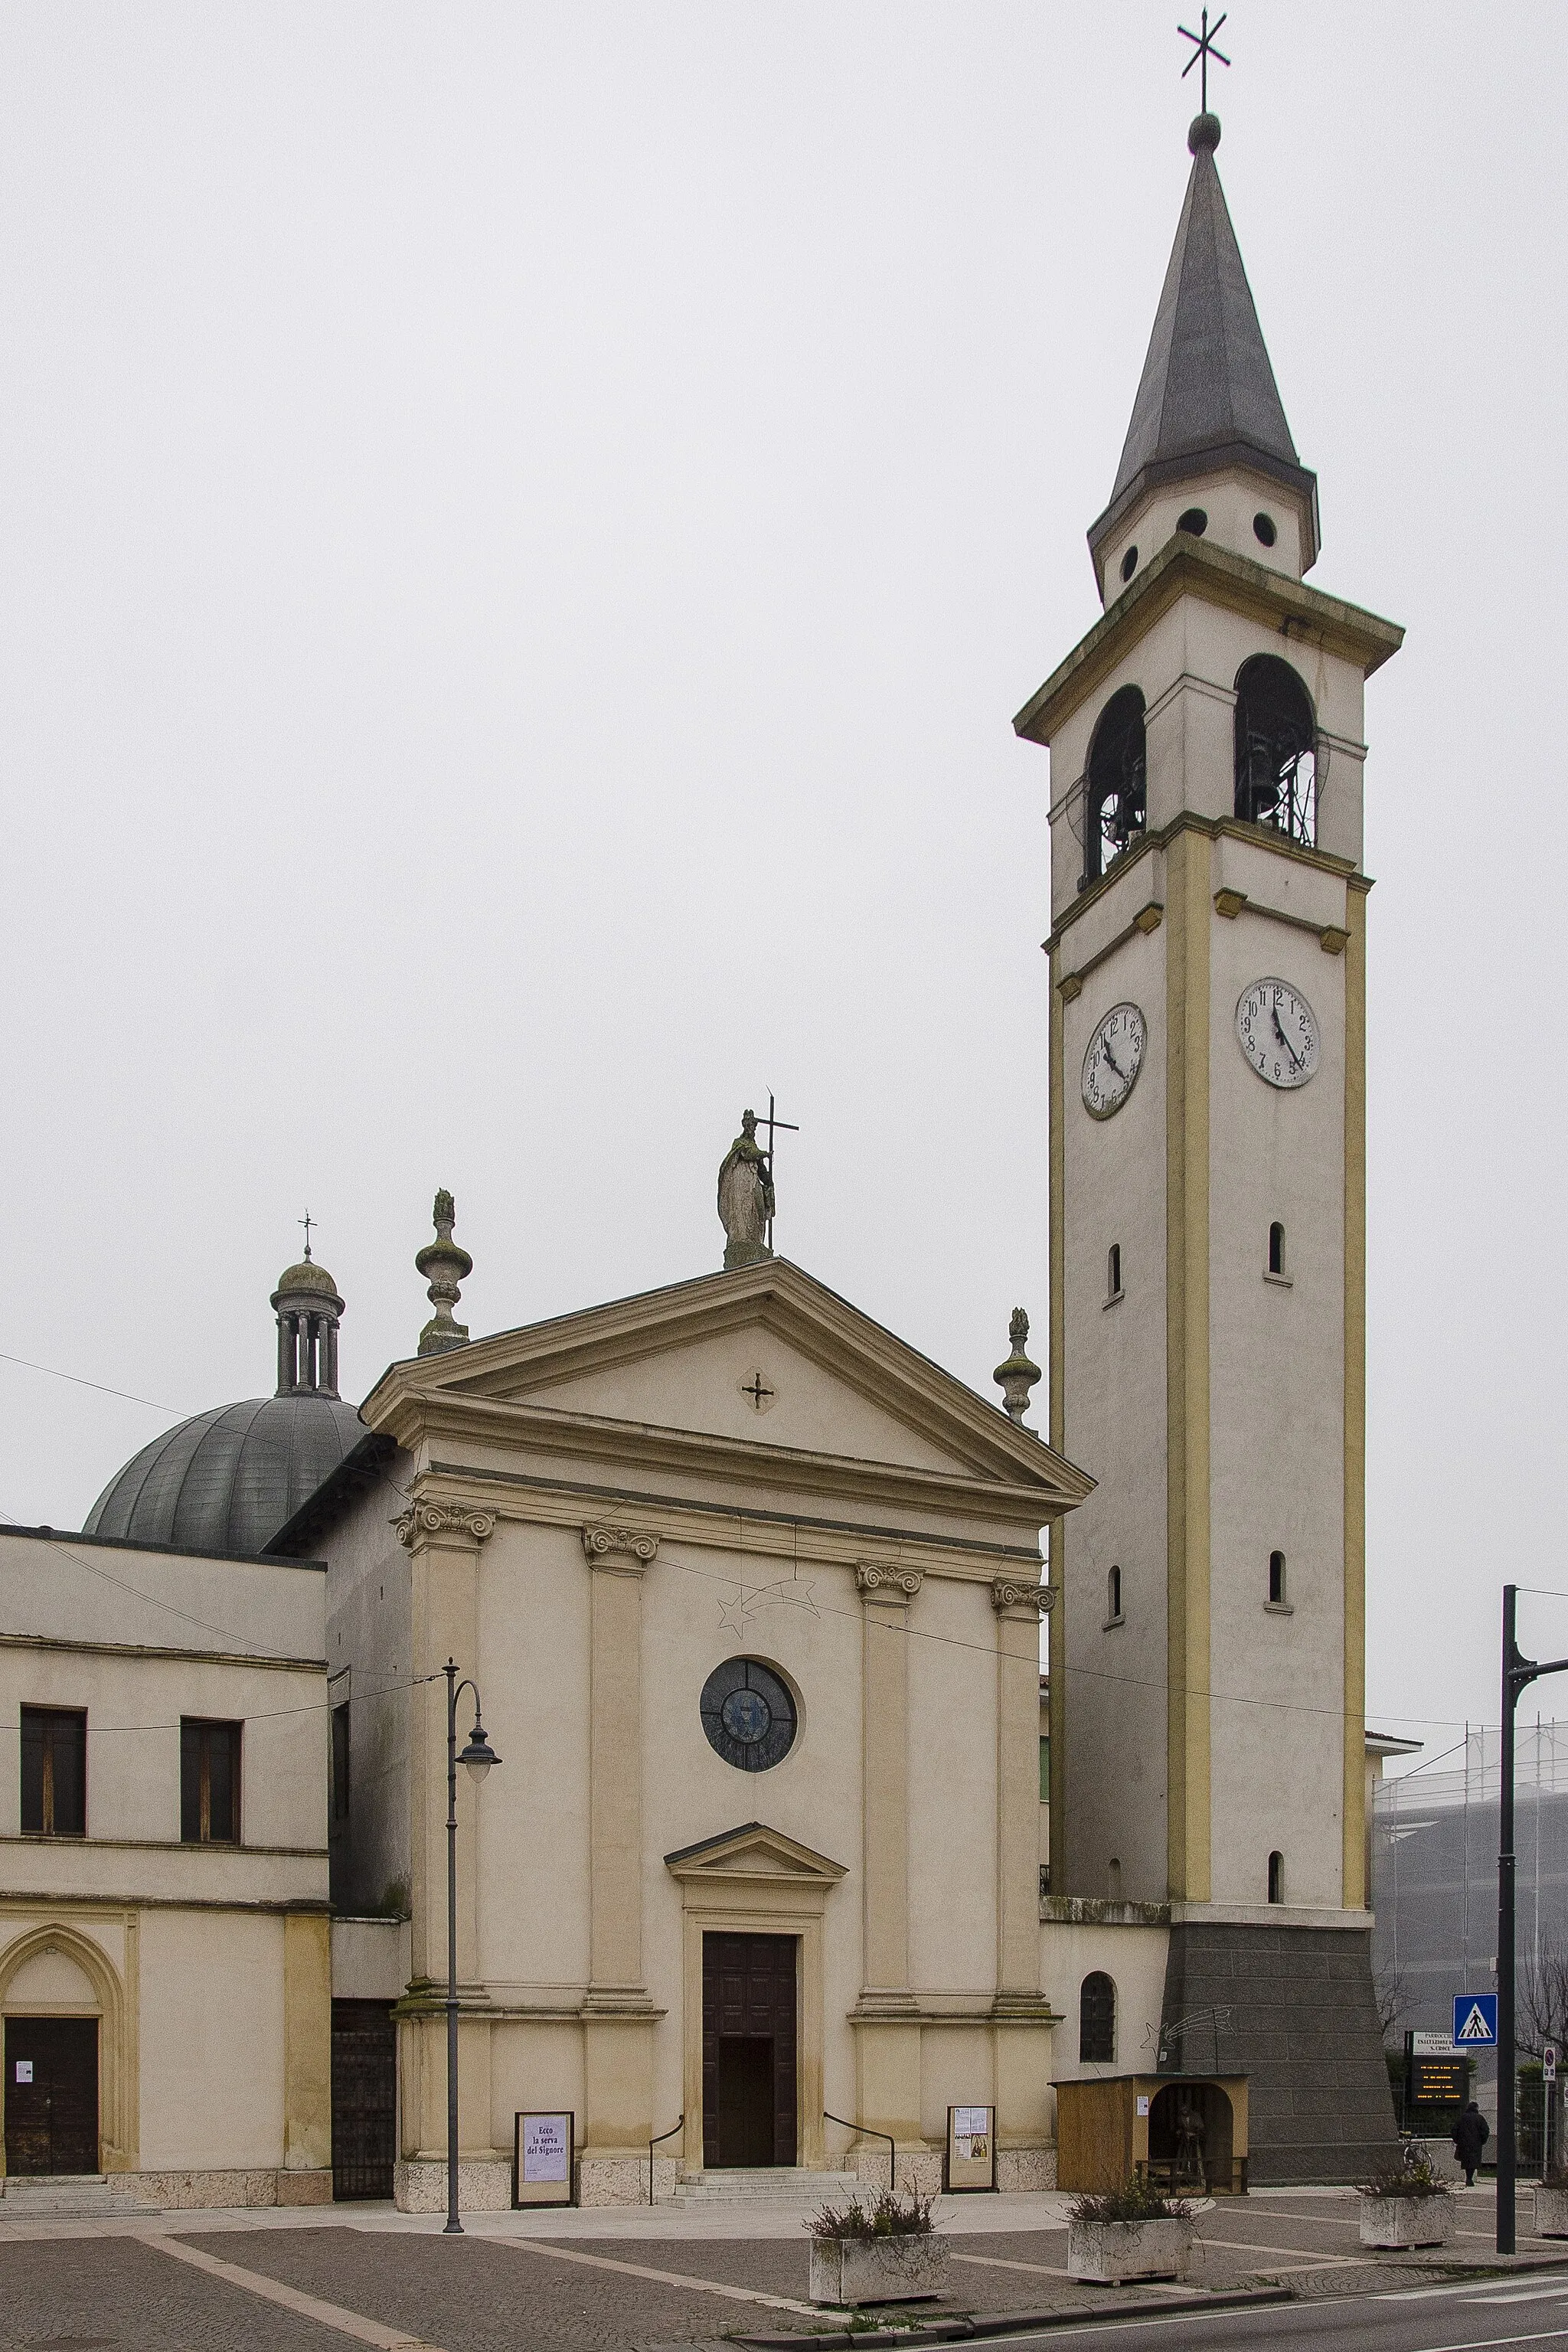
[1,2175,164,2216]
[675,2169,861,2204]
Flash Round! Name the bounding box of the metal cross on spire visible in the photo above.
[1178,7,1230,113]
[298,1210,315,1262]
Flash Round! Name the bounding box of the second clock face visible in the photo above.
[1082,1002,1147,1119]
[1236,978,1321,1088]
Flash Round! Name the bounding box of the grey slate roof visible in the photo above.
[83,1392,364,1559]
[1089,119,1318,568]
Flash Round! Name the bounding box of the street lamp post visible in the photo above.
[1497,1589,1568,2255]
[443,1658,500,2236]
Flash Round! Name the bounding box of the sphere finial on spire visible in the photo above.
[1188,111,1221,153]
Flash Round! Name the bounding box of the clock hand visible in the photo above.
[1101,1039,1128,1085]
[1271,1007,1303,1070]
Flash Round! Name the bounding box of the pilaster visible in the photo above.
[857,1563,920,2005]
[1165,827,1212,1903]
[281,1909,332,2179]
[1341,880,1369,1906]
[582,1524,660,2158]
[397,1500,495,1987]
[992,1578,1053,2004]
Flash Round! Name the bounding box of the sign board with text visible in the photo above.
[1410,2031,1459,2057]
[513,2111,574,2207]
[1410,2054,1468,2110]
[946,2105,996,2192]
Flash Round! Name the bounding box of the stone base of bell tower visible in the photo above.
[1157,1916,1399,2183]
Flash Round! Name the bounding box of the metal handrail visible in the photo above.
[648,2112,684,2206]
[824,2109,896,2194]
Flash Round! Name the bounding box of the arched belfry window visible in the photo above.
[1082,686,1147,887]
[1234,656,1317,845]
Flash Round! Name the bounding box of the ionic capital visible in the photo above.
[992,1575,1054,1617]
[581,1524,661,1572]
[395,1501,497,1550]
[856,1561,923,1599]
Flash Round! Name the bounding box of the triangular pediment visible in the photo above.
[358,1259,1091,1511]
[664,1821,848,1885]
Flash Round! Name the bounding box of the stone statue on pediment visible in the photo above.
[718,1110,774,1270]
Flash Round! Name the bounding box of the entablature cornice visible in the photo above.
[413,1461,1047,1586]
[1046,812,1363,963]
[1014,534,1404,747]
[379,1390,1090,1527]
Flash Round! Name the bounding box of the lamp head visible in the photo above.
[459,1719,500,1782]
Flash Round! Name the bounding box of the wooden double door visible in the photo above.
[5,2017,99,2176]
[702,1933,797,2168]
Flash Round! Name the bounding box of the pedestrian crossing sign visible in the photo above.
[1454,1994,1499,2047]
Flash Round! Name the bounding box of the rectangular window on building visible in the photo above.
[181,1719,242,1844]
[332,1701,351,1824]
[20,1707,87,1837]
[1038,1734,1050,1803]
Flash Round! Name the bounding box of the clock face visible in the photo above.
[1236,978,1321,1088]
[1081,1001,1147,1120]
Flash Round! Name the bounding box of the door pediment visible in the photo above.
[665,1821,848,1889]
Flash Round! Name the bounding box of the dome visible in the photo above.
[271,1259,342,1303]
[84,1390,365,1557]
[84,1239,363,1557]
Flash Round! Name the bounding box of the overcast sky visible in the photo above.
[0,4,1563,1762]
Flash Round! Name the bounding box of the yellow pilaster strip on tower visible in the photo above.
[1165,826,1211,1903]
[1047,945,1067,1888]
[1341,880,1370,1908]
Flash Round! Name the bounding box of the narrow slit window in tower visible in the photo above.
[1268,1221,1285,1276]
[1269,1551,1287,1607]
[1107,1243,1122,1299]
[1106,1565,1122,1625]
[1080,1971,1116,2063]
[1267,1851,1285,1905]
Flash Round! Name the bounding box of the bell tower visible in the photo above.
[1017,109,1403,2179]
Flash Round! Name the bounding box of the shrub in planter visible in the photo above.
[1357,2157,1455,2249]
[1067,2174,1197,2286]
[806,2190,950,2307]
[1537,2172,1568,2239]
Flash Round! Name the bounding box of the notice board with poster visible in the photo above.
[946,2105,995,2191]
[514,2112,574,2207]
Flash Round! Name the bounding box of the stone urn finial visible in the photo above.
[994,1307,1041,1428]
[416,1188,472,1356]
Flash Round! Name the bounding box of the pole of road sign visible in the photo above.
[1498,1586,1568,2256]
[1500,1586,1519,2253]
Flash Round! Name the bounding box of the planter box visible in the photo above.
[1358,2196,1456,2251]
[1537,2185,1568,2239]
[1067,2218,1194,2285]
[808,2235,951,2307]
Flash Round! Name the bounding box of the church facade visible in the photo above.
[276,1255,1092,2206]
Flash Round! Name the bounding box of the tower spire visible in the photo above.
[1086,106,1320,595]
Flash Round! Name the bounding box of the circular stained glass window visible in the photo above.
[700,1658,797,1772]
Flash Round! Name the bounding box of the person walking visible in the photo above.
[1453,2101,1490,2187]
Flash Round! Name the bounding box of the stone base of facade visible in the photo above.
[848,2145,1055,2196]
[580,2154,674,2206]
[114,2169,332,2209]
[1158,1920,1400,2183]
[394,2158,512,2214]
[997,2146,1057,2192]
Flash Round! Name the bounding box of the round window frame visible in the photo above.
[700,1656,799,1773]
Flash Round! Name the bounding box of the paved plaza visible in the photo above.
[1,2186,1567,2351]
